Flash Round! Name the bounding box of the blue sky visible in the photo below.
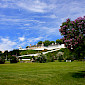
[0,0,85,51]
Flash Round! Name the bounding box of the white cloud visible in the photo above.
[0,0,55,13]
[24,24,30,26]
[41,14,58,19]
[0,37,17,51]
[38,26,60,36]
[18,37,25,41]
[17,0,56,13]
[0,1,17,8]
[27,37,44,44]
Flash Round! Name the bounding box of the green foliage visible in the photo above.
[37,41,43,45]
[56,39,63,44]
[46,52,55,62]
[0,56,5,64]
[20,50,42,55]
[10,49,20,56]
[72,44,85,60]
[0,51,2,54]
[50,41,55,45]
[43,40,50,46]
[56,52,64,62]
[32,56,35,60]
[36,53,47,63]
[59,16,85,59]
[63,48,70,60]
[7,55,11,60]
[22,56,32,59]
[10,56,19,63]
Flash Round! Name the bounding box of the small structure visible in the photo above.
[66,60,71,62]
[19,46,26,50]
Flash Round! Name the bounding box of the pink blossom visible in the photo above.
[74,20,76,23]
[75,42,78,44]
[70,42,72,44]
[67,31,70,33]
[74,39,76,41]
[79,35,81,37]
[70,39,72,41]
[63,38,65,40]
[71,21,74,24]
[74,44,75,46]
[62,32,65,35]
[66,18,70,21]
[59,29,61,32]
[75,36,77,38]
[72,28,75,31]
[77,38,79,41]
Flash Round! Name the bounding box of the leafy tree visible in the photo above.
[0,56,5,64]
[56,52,64,62]
[36,53,47,63]
[10,55,19,63]
[9,49,20,56]
[50,41,55,45]
[0,51,2,54]
[43,40,50,46]
[3,50,8,60]
[0,51,2,57]
[56,39,63,44]
[38,41,43,45]
[59,16,85,59]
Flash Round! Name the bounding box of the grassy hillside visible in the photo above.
[0,61,85,85]
[20,50,42,55]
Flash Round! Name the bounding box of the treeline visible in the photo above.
[0,50,20,64]
[26,39,63,48]
[37,39,63,46]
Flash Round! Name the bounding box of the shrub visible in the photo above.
[0,56,5,64]
[36,53,47,63]
[22,56,32,59]
[50,56,54,62]
[56,52,64,62]
[10,56,19,63]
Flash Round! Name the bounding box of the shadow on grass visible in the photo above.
[72,71,85,78]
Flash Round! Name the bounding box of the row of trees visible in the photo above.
[0,49,20,64]
[37,39,63,46]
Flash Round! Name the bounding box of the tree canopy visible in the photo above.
[56,39,63,44]
[59,16,85,59]
[50,41,55,45]
[38,41,43,45]
[43,40,50,46]
[59,16,85,49]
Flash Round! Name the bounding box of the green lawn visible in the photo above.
[20,50,42,55]
[0,61,85,85]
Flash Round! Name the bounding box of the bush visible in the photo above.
[10,56,19,63]
[50,56,54,62]
[0,56,5,64]
[22,56,32,59]
[36,53,47,63]
[47,55,55,62]
[56,52,64,62]
[57,55,63,62]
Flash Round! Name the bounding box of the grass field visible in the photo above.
[0,61,85,85]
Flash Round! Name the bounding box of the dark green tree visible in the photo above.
[50,41,55,45]
[43,40,50,46]
[56,39,63,44]
[38,41,43,45]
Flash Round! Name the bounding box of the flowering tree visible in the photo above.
[59,16,85,50]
